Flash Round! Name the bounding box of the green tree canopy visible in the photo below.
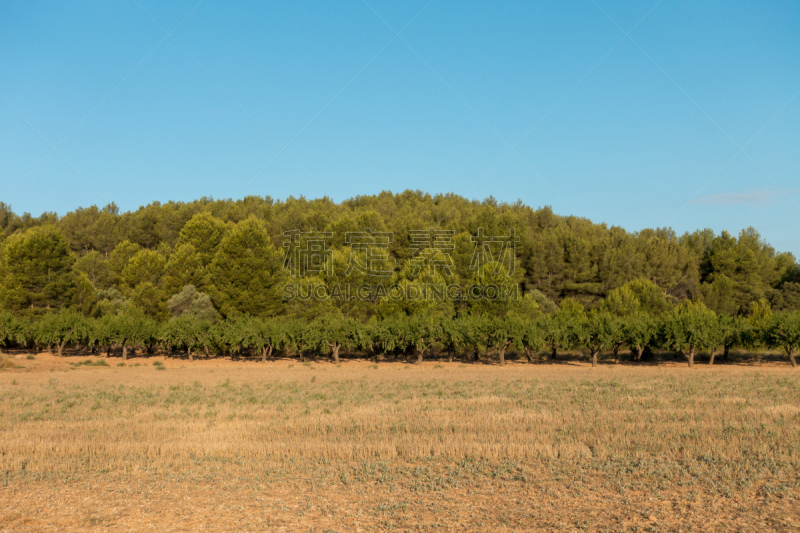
[177,212,227,266]
[166,284,219,322]
[209,217,284,318]
[764,311,800,368]
[1,225,76,311]
[660,301,718,367]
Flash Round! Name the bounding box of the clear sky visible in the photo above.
[1,1,798,255]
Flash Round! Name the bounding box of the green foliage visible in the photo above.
[711,314,750,363]
[107,308,159,358]
[59,203,120,256]
[1,225,76,311]
[34,309,87,356]
[488,315,528,365]
[621,312,655,361]
[576,310,621,366]
[73,250,112,289]
[700,274,739,316]
[403,313,443,363]
[159,314,212,359]
[764,311,800,367]
[460,314,493,360]
[71,271,97,316]
[93,288,129,317]
[166,284,219,322]
[467,260,522,317]
[558,297,585,317]
[367,315,409,357]
[603,284,640,317]
[130,282,168,321]
[438,317,466,360]
[121,249,165,293]
[305,314,365,363]
[0,312,24,353]
[659,301,718,367]
[0,193,797,348]
[108,240,141,285]
[177,212,227,266]
[528,289,558,314]
[209,216,284,317]
[604,277,671,316]
[162,244,207,296]
[211,316,288,360]
[69,358,109,367]
[541,311,573,360]
[770,281,800,311]
[86,315,114,352]
[699,228,782,311]
[746,298,772,328]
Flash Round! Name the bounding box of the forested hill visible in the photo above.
[0,190,798,319]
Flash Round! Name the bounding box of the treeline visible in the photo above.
[1,297,798,367]
[0,191,798,321]
[0,192,798,369]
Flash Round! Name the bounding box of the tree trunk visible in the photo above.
[686,347,694,368]
[525,347,534,363]
[551,347,557,361]
[448,353,453,363]
[57,341,66,357]
[204,346,210,358]
[787,347,797,368]
[591,349,598,368]
[122,345,128,360]
[417,350,423,364]
[498,347,506,366]
[613,346,619,364]
[723,345,730,363]
[331,343,340,364]
[188,347,193,361]
[709,348,716,366]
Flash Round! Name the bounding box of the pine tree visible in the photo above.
[1,225,76,311]
[209,217,284,318]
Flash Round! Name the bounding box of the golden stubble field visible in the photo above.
[1,353,799,532]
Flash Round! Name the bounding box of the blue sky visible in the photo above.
[1,0,798,255]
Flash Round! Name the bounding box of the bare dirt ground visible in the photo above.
[1,352,799,532]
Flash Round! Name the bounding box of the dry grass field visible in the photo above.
[1,353,799,532]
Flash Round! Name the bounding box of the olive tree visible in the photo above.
[621,313,655,361]
[108,309,158,359]
[577,310,618,367]
[34,309,87,356]
[303,314,363,363]
[489,315,526,366]
[0,312,23,355]
[764,311,800,368]
[160,315,211,361]
[660,302,717,367]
